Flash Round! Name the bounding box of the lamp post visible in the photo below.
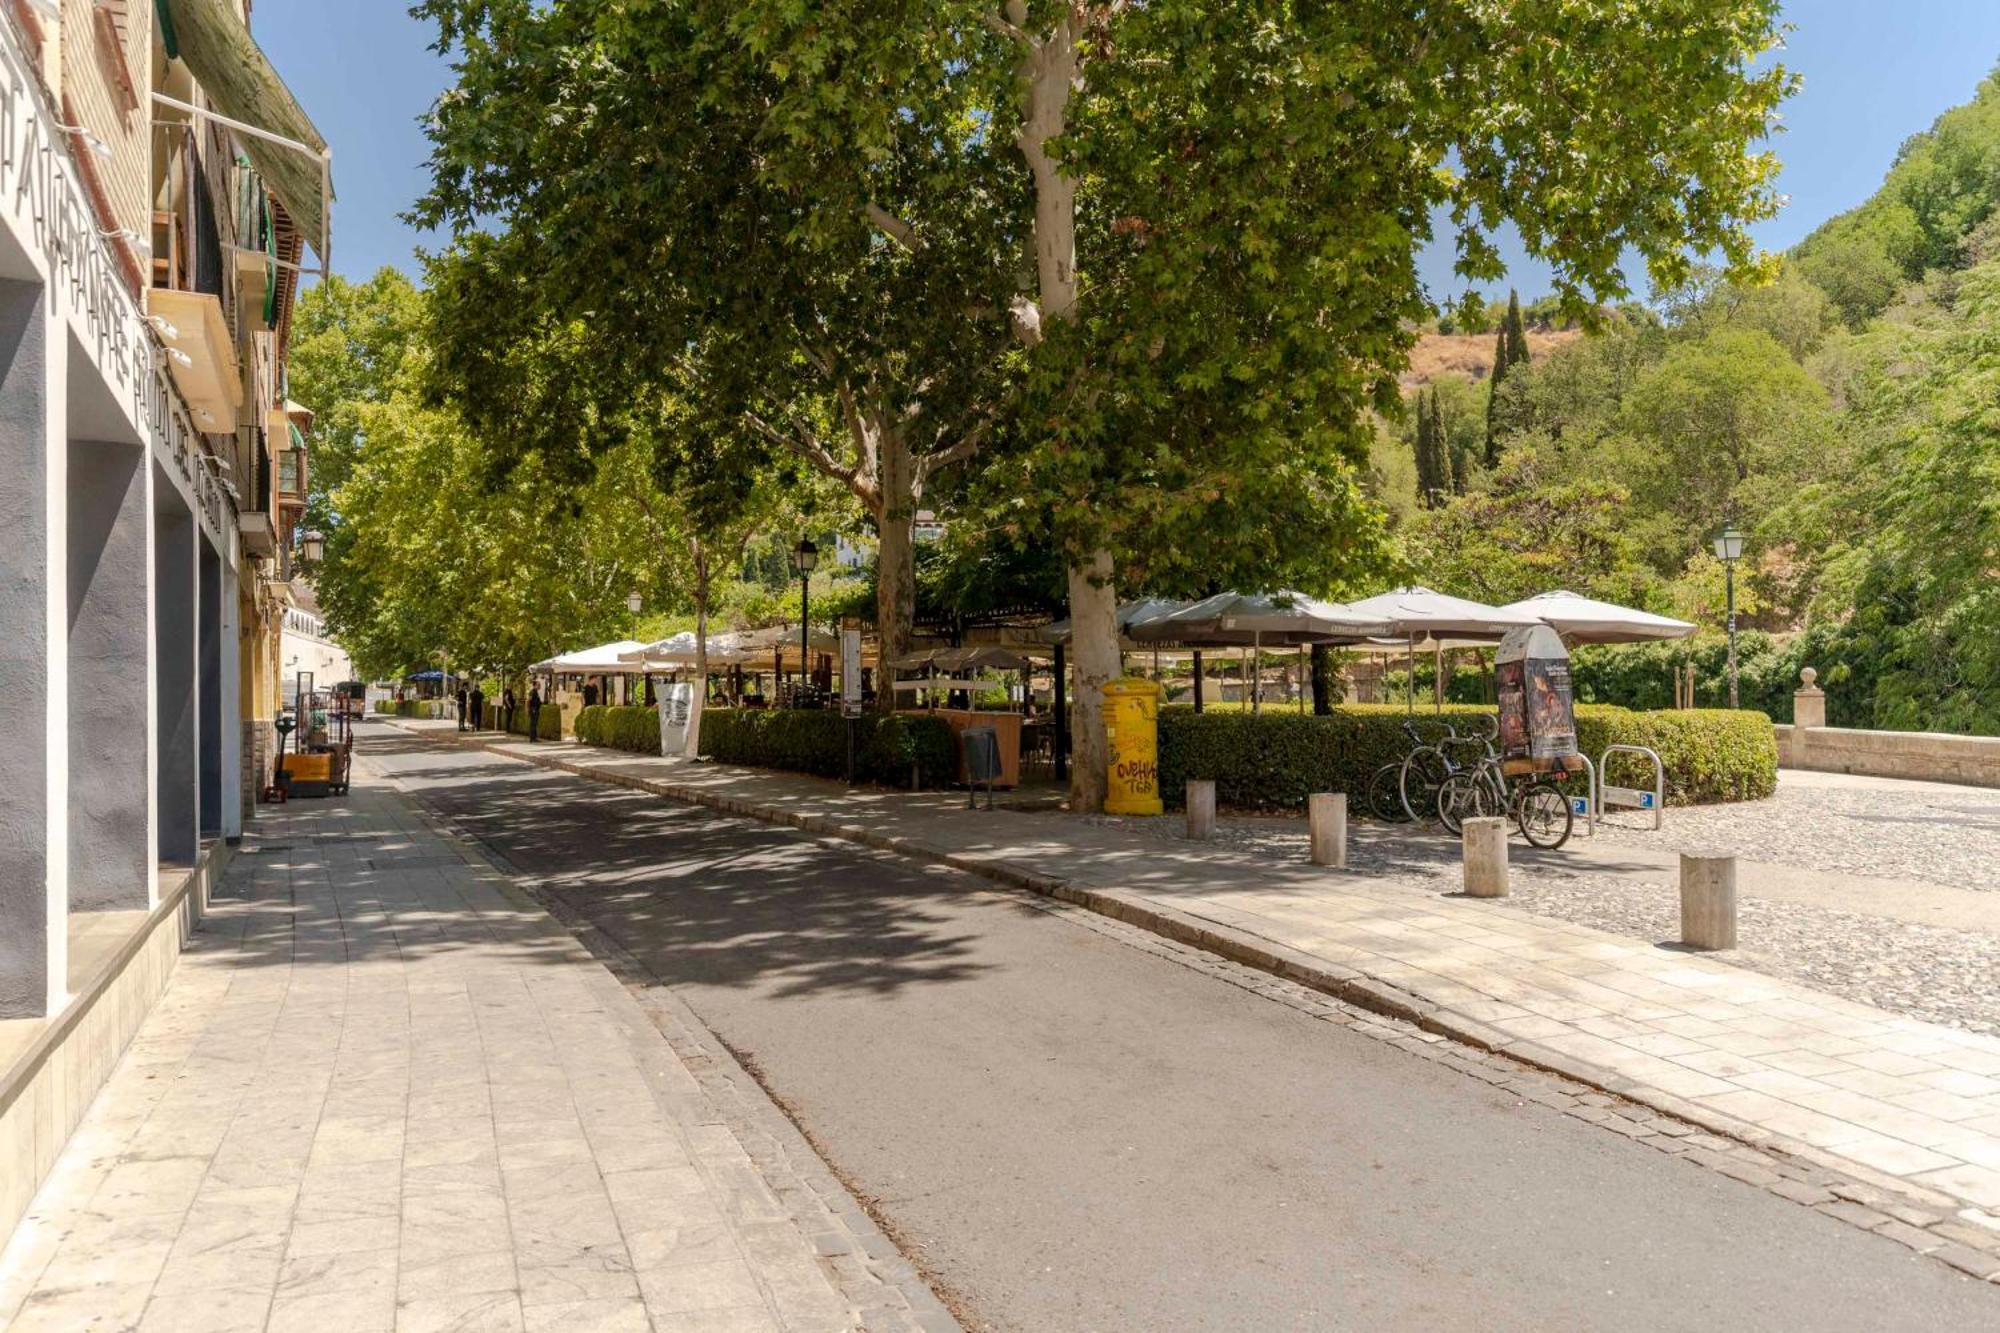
[790,537,818,704]
[1713,523,1743,708]
[300,529,324,565]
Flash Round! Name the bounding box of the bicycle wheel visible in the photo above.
[1400,747,1450,823]
[1436,771,1492,836]
[1514,779,1574,850]
[1367,764,1409,823]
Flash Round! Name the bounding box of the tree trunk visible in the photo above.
[1013,8,1114,808]
[1311,643,1335,714]
[1065,550,1119,811]
[874,427,916,712]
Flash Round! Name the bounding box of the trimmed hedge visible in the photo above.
[575,705,661,755]
[1157,703,1776,812]
[502,701,564,741]
[699,708,958,789]
[378,699,444,719]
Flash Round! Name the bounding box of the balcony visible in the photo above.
[146,286,241,434]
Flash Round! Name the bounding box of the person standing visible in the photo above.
[500,685,517,734]
[470,683,486,731]
[456,683,470,731]
[527,686,542,742]
[583,680,599,708]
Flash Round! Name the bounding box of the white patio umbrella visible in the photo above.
[623,631,753,668]
[1496,590,1696,645]
[1128,591,1391,713]
[1344,587,1545,713]
[1039,597,1189,646]
[530,639,651,674]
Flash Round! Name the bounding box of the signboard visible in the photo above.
[1495,625,1579,766]
[1602,785,1657,811]
[840,629,863,718]
[657,682,695,756]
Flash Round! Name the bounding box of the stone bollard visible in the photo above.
[1462,817,1508,897]
[1186,780,1217,841]
[1309,792,1347,867]
[1793,666,1827,729]
[1680,853,1738,950]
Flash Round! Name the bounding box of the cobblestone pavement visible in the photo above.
[0,755,949,1333]
[1085,793,2000,1037]
[1590,775,2000,892]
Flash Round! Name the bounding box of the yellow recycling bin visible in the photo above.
[1103,677,1164,815]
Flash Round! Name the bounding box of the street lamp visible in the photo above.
[300,529,324,565]
[626,589,643,616]
[1713,522,1744,709]
[790,537,818,702]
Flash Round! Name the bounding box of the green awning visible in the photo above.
[160,0,331,265]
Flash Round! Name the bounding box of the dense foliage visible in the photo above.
[698,710,959,789]
[1380,62,2000,736]
[1156,705,1776,813]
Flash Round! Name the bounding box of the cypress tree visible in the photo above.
[1504,288,1530,368]
[1484,319,1510,468]
[1413,388,1436,504]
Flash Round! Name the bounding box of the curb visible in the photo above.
[389,720,2000,1265]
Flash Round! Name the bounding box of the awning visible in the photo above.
[160,0,332,265]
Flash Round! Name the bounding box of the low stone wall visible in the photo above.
[1775,724,2000,789]
[0,846,225,1241]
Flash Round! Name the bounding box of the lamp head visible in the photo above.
[791,536,819,575]
[1712,524,1743,563]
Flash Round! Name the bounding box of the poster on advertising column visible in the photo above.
[1496,624,1579,768]
[657,681,697,757]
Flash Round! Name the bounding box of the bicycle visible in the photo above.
[1400,714,1498,824]
[1367,719,1452,822]
[1438,753,1576,849]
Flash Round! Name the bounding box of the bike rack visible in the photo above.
[1567,753,1598,837]
[1599,744,1664,830]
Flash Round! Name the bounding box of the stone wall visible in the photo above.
[1774,724,2000,789]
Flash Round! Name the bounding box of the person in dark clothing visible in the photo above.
[527,687,542,741]
[470,684,485,730]
[500,686,516,734]
[456,685,469,730]
[583,681,599,708]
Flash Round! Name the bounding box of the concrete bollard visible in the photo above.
[1186,780,1217,841]
[1309,792,1347,867]
[1680,853,1738,950]
[1462,817,1508,897]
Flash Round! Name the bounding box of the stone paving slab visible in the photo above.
[399,719,2000,1246]
[0,747,950,1332]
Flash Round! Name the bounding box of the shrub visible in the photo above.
[574,705,661,755]
[502,700,564,740]
[699,708,958,788]
[1156,703,1775,812]
[390,699,443,719]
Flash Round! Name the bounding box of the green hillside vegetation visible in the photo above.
[1385,65,2000,734]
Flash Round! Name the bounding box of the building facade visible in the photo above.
[0,0,329,1024]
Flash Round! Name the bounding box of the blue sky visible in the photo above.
[257,1,2000,300]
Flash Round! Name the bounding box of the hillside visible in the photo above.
[1400,328,1583,388]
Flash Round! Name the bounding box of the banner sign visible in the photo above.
[657,682,695,756]
[841,629,863,718]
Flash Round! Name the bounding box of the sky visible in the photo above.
[254,1,2000,300]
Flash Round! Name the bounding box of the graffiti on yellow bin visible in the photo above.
[1104,677,1163,816]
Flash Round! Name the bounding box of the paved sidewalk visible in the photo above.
[402,719,2000,1269]
[0,747,949,1332]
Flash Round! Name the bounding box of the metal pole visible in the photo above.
[1252,633,1261,715]
[1192,650,1204,713]
[800,576,810,702]
[1725,559,1739,709]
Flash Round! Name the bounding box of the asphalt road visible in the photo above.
[365,728,2000,1332]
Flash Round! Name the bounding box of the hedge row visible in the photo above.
[574,705,661,755]
[376,699,443,719]
[1156,703,1775,812]
[501,700,564,741]
[698,708,958,788]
